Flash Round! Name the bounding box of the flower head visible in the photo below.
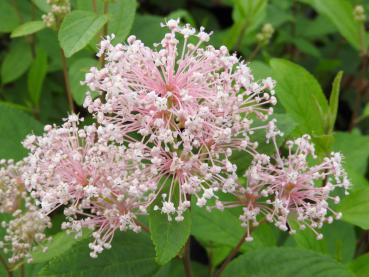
[0,159,24,213]
[0,201,51,264]
[219,135,350,241]
[82,20,277,220]
[22,115,156,257]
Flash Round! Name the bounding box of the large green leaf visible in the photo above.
[0,103,42,160]
[302,0,361,50]
[191,204,277,252]
[333,132,369,176]
[350,252,369,277]
[28,48,48,107]
[270,58,328,136]
[32,0,50,13]
[109,0,137,42]
[192,205,244,249]
[1,40,33,84]
[11,21,45,38]
[249,60,273,80]
[69,58,97,105]
[232,0,267,30]
[222,247,354,277]
[31,230,91,264]
[38,232,159,277]
[0,1,19,33]
[149,209,191,265]
[338,187,369,229]
[36,29,63,72]
[131,15,166,46]
[153,260,207,277]
[287,221,355,263]
[58,11,108,57]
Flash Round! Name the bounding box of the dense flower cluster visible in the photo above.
[83,19,277,220]
[218,135,350,241]
[0,202,51,264]
[0,161,51,264]
[0,160,23,213]
[0,20,350,261]
[22,115,155,257]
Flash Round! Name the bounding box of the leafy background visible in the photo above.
[1,0,369,276]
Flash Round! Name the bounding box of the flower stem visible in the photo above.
[60,48,75,112]
[213,231,248,277]
[12,0,24,24]
[92,0,97,13]
[182,238,192,277]
[349,54,368,131]
[0,255,13,277]
[234,21,248,52]
[20,264,25,277]
[99,0,109,67]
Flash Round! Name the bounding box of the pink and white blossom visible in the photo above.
[22,115,156,257]
[218,135,350,241]
[82,20,277,220]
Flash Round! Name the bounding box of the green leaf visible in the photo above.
[327,71,343,133]
[302,0,361,50]
[38,232,159,276]
[344,166,369,191]
[249,60,272,80]
[297,16,336,39]
[36,29,63,72]
[270,58,329,136]
[131,15,166,46]
[149,209,191,265]
[333,132,369,175]
[11,21,45,38]
[226,0,267,49]
[58,11,108,57]
[191,204,277,252]
[1,40,33,84]
[0,1,19,33]
[109,0,137,42]
[192,205,244,249]
[350,252,369,277]
[207,245,232,267]
[232,0,267,29]
[222,247,354,277]
[287,221,355,263]
[76,0,104,12]
[31,230,91,264]
[28,48,48,107]
[266,3,293,28]
[292,38,321,57]
[338,187,369,229]
[69,58,97,105]
[167,9,196,26]
[359,102,369,121]
[32,0,50,13]
[0,103,42,160]
[153,259,207,277]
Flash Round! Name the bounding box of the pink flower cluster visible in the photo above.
[83,19,277,221]
[22,115,154,258]
[0,20,350,261]
[0,161,51,264]
[218,135,349,241]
